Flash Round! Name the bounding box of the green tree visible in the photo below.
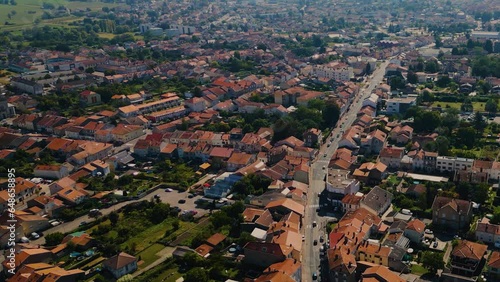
[435,136,450,155]
[473,112,487,134]
[323,99,341,127]
[184,267,209,282]
[44,232,64,246]
[421,251,444,274]
[456,127,476,149]
[109,211,119,226]
[485,99,498,115]
[484,40,493,53]
[407,71,418,84]
[414,111,442,132]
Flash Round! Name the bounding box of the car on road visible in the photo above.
[313,221,317,227]
[50,221,61,227]
[316,208,321,213]
[178,199,186,204]
[312,272,318,280]
[313,240,318,246]
[79,221,88,226]
[330,137,334,142]
[327,143,330,147]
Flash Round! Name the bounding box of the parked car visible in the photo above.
[178,199,186,204]
[313,221,317,227]
[312,272,318,280]
[165,188,173,192]
[188,194,195,199]
[31,232,40,239]
[80,221,88,226]
[424,229,433,234]
[433,241,438,248]
[313,240,318,246]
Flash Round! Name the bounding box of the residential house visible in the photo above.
[357,241,391,267]
[488,251,500,280]
[12,114,40,131]
[243,242,294,268]
[352,162,388,184]
[79,90,101,105]
[360,265,405,282]
[404,219,426,243]
[475,217,500,248]
[111,124,144,144]
[341,194,363,213]
[303,128,322,148]
[10,77,43,95]
[360,186,393,216]
[385,97,417,115]
[8,263,85,281]
[379,147,404,169]
[62,232,95,251]
[1,248,52,273]
[33,164,69,179]
[241,208,274,233]
[390,125,414,144]
[27,196,65,218]
[13,211,50,235]
[265,198,305,220]
[325,169,360,208]
[256,259,302,282]
[436,156,474,173]
[227,152,255,172]
[450,240,487,277]
[103,252,138,279]
[432,196,473,231]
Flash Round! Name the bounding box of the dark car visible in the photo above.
[188,194,195,199]
[178,199,186,204]
[79,221,88,226]
[313,240,318,246]
[312,272,318,280]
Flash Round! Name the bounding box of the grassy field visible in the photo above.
[0,0,120,32]
[430,101,493,112]
[136,243,165,269]
[120,218,188,254]
[411,264,429,275]
[150,267,182,282]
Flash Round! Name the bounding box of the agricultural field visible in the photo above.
[0,0,120,32]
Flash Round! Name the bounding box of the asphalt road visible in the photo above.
[302,60,390,282]
[31,188,208,245]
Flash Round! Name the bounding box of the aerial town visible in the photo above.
[0,0,500,281]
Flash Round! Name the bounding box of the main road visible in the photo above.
[302,60,390,282]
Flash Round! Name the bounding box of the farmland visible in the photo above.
[0,0,120,32]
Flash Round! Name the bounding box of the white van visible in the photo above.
[401,209,413,216]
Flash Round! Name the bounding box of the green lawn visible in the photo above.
[150,267,182,282]
[431,101,495,112]
[136,243,165,269]
[411,264,429,275]
[0,0,121,32]
[121,218,183,254]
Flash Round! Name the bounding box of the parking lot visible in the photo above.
[151,188,210,217]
